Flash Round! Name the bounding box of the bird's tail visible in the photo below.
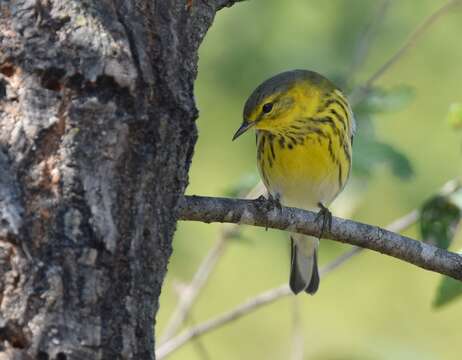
[289,233,319,295]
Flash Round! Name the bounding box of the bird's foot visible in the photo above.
[315,202,332,239]
[256,193,282,230]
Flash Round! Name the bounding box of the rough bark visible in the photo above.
[0,1,230,358]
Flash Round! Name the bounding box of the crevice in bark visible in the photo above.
[114,8,143,85]
[39,68,66,92]
[0,80,6,100]
[0,64,16,78]
[0,308,30,350]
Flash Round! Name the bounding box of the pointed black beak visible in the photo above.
[232,121,255,141]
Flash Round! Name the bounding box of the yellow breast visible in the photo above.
[257,130,350,209]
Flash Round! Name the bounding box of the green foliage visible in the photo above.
[352,86,415,180]
[427,193,462,309]
[353,139,413,179]
[447,102,462,130]
[434,250,462,309]
[355,85,415,114]
[420,195,461,249]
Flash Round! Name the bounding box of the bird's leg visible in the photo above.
[256,193,282,230]
[315,202,332,239]
[266,193,282,230]
[256,194,267,202]
[267,193,282,210]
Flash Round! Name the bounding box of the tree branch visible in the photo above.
[349,0,462,104]
[177,194,462,281]
[157,198,448,359]
[160,1,461,347]
[156,284,291,359]
[159,183,265,344]
[346,0,392,85]
[159,1,461,355]
[291,297,304,360]
[215,0,249,11]
[159,227,231,344]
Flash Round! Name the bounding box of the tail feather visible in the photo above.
[305,251,319,294]
[289,234,319,295]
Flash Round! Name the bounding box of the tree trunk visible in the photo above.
[0,1,233,358]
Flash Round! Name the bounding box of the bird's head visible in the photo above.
[233,70,331,140]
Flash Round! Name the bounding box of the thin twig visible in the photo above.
[158,176,461,360]
[159,229,230,344]
[185,312,212,360]
[160,183,264,344]
[291,297,304,360]
[347,0,393,85]
[156,285,291,359]
[349,0,462,105]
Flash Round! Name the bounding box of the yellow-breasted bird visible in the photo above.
[233,70,355,295]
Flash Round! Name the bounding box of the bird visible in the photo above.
[232,69,355,295]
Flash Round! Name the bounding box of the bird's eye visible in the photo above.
[262,103,273,113]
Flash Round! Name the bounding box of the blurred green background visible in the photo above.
[157,1,462,359]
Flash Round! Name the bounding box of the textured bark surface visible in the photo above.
[0,0,231,358]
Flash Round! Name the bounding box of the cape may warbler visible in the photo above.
[233,70,355,294]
